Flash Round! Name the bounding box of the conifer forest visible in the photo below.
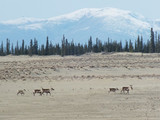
[0,28,159,56]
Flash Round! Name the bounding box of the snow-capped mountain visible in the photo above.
[0,8,158,45]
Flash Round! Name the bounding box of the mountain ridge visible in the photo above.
[0,7,158,45]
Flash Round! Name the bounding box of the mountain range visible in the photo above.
[0,7,159,45]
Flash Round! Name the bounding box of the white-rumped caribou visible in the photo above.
[17,89,26,95]
[121,85,133,94]
[108,88,119,93]
[33,89,42,96]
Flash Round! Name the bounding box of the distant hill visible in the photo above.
[0,7,159,45]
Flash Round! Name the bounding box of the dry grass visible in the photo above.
[0,53,160,120]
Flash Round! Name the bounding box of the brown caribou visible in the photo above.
[33,89,42,96]
[108,88,119,93]
[121,85,133,94]
[17,89,26,95]
[41,88,51,95]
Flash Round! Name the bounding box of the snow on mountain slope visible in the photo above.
[0,8,158,45]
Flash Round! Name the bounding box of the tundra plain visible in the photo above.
[0,53,160,120]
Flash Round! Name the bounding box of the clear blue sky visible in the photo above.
[0,0,159,21]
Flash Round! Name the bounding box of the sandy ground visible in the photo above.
[0,52,160,120]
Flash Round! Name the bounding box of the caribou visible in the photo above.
[41,88,51,95]
[121,85,133,94]
[108,88,119,93]
[17,89,26,95]
[33,89,42,96]
[41,88,55,95]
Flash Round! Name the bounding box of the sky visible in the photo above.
[0,0,159,21]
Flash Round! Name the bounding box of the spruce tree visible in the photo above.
[24,45,28,55]
[137,35,140,52]
[125,40,129,52]
[88,36,92,52]
[41,44,45,55]
[55,44,61,55]
[65,39,69,55]
[155,32,158,52]
[0,41,4,56]
[93,38,99,53]
[33,38,38,55]
[119,41,122,52]
[70,40,75,55]
[21,40,25,55]
[129,40,133,52]
[11,43,14,55]
[49,41,53,55]
[29,39,33,56]
[98,39,103,52]
[6,38,10,55]
[149,28,155,53]
[157,34,160,53]
[15,41,19,55]
[140,36,143,52]
[45,36,49,55]
[84,43,88,53]
[61,35,65,57]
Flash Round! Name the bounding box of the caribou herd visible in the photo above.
[108,85,133,94]
[17,85,133,96]
[17,88,54,96]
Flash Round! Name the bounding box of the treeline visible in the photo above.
[0,28,160,56]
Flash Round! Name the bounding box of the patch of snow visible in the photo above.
[18,23,43,30]
[0,17,44,25]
